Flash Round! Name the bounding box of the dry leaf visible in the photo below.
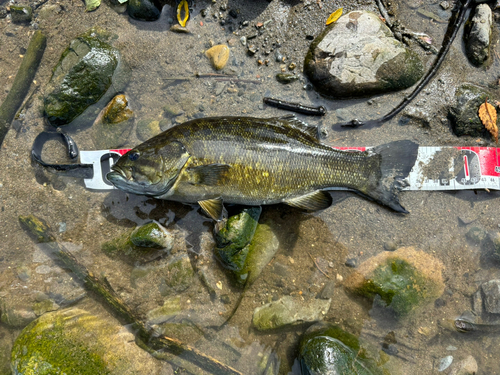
[478,98,498,143]
[326,8,343,25]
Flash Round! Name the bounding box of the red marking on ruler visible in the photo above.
[464,155,469,178]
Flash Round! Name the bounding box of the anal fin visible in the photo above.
[198,197,227,221]
[284,190,332,211]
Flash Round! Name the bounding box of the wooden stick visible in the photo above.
[19,215,243,375]
[0,31,46,147]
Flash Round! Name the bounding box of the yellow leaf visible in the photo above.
[478,99,498,143]
[177,0,189,28]
[326,8,343,25]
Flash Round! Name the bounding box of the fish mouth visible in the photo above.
[106,165,131,186]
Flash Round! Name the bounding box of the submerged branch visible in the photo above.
[0,31,46,147]
[19,214,243,375]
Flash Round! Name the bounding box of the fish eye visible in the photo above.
[128,151,140,161]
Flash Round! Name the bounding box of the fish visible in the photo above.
[106,116,418,220]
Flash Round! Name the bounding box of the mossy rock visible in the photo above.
[102,221,173,263]
[11,308,165,374]
[44,27,130,129]
[344,247,444,317]
[214,207,262,286]
[299,323,385,375]
[160,253,195,294]
[448,83,497,140]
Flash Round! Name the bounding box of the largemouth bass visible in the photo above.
[107,116,418,220]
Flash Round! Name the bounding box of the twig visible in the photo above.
[306,250,330,279]
[19,215,243,375]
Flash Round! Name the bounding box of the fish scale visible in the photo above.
[106,116,418,220]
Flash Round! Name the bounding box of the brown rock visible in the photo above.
[205,44,230,70]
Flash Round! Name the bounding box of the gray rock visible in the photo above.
[127,0,161,21]
[465,4,492,66]
[318,280,336,299]
[304,11,423,98]
[0,297,36,328]
[448,83,496,139]
[252,296,331,331]
[448,355,478,375]
[481,279,500,313]
[465,226,487,244]
[489,232,500,258]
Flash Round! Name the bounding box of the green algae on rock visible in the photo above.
[252,296,331,331]
[44,27,129,128]
[304,11,423,99]
[448,83,497,140]
[102,221,174,263]
[299,323,385,375]
[214,207,260,285]
[215,209,279,287]
[11,307,166,374]
[344,247,444,317]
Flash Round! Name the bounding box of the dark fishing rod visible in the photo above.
[338,0,474,128]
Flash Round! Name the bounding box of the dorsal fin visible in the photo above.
[277,115,319,140]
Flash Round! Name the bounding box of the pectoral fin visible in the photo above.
[284,191,332,211]
[198,197,227,221]
[187,164,231,186]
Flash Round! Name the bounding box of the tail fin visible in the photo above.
[362,140,418,213]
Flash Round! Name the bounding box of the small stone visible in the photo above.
[438,356,453,372]
[288,62,296,70]
[318,280,335,299]
[205,44,230,70]
[276,73,299,84]
[16,266,31,282]
[247,44,258,55]
[440,1,450,9]
[229,9,237,18]
[240,36,247,46]
[465,226,487,244]
[220,294,231,304]
[481,279,500,313]
[170,24,190,33]
[345,258,357,268]
[383,241,398,251]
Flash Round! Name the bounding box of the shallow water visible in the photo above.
[1,0,500,374]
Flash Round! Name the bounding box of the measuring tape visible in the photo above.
[79,147,500,191]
